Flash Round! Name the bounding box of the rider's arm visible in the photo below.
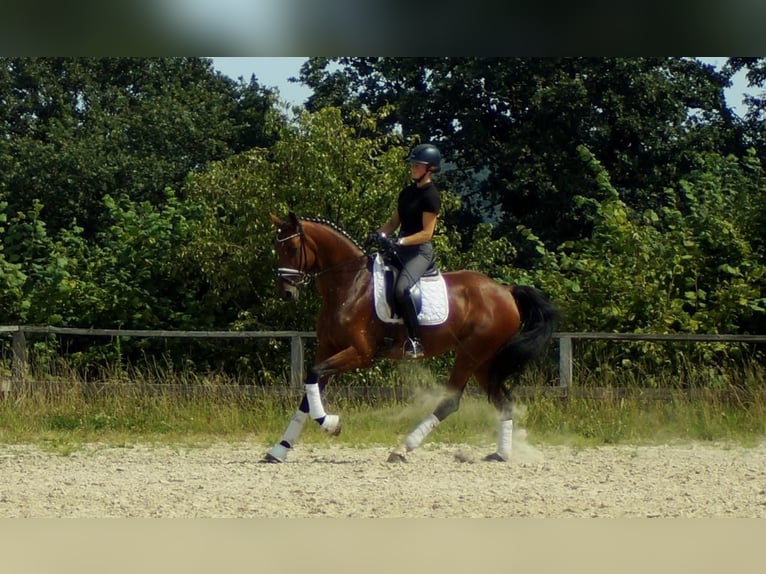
[378,210,400,237]
[398,211,437,247]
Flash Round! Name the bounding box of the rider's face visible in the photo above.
[409,162,428,179]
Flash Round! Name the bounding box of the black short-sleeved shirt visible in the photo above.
[397,181,441,237]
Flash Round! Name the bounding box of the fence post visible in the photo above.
[290,335,305,389]
[11,329,27,387]
[558,335,572,390]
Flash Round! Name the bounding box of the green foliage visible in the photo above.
[510,146,766,337]
[0,191,199,329]
[78,191,203,328]
[1,58,765,387]
[0,198,27,319]
[180,106,410,330]
[0,57,277,236]
[300,57,743,249]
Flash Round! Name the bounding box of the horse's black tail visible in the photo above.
[487,285,558,403]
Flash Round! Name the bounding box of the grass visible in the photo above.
[525,390,766,448]
[0,357,764,453]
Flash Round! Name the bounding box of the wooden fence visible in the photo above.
[555,331,766,389]
[1,325,765,393]
[0,325,314,392]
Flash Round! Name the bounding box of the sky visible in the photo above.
[211,57,311,106]
[210,57,756,117]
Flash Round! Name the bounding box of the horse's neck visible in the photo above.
[308,224,361,270]
[307,225,366,302]
[316,238,359,269]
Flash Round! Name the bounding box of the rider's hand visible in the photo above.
[367,231,395,253]
[379,234,395,252]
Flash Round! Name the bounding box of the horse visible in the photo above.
[264,212,557,463]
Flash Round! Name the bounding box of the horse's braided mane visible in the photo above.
[300,216,364,251]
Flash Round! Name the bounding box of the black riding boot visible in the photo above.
[400,296,424,359]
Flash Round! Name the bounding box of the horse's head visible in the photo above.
[270,212,316,301]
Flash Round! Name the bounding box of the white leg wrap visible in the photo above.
[305,383,326,420]
[405,414,440,451]
[497,419,513,461]
[305,383,340,434]
[282,410,309,445]
[320,414,340,434]
[266,410,309,462]
[266,443,289,462]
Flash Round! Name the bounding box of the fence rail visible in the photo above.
[554,331,766,389]
[1,325,764,393]
[1,326,316,390]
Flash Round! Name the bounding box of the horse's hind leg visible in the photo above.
[387,356,474,463]
[484,417,513,462]
[483,378,514,462]
[387,388,465,462]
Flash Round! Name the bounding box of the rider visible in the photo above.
[376,143,442,359]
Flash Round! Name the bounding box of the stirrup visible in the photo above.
[403,338,424,360]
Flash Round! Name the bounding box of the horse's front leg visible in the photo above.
[303,345,373,434]
[263,345,372,463]
[263,375,338,463]
[263,405,310,463]
[262,374,335,463]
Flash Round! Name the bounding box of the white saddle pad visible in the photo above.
[372,254,449,325]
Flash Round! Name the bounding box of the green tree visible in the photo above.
[725,57,766,260]
[0,57,278,236]
[300,57,741,254]
[515,147,766,336]
[180,106,410,331]
[0,191,202,329]
[0,196,26,320]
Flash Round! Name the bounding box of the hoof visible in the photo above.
[261,452,284,463]
[387,452,408,463]
[320,414,342,436]
[262,443,289,463]
[329,421,342,436]
[483,452,507,462]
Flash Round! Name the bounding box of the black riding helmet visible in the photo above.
[405,143,441,173]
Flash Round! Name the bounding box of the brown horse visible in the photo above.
[264,212,557,463]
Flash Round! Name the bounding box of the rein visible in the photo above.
[314,254,369,281]
[276,225,367,288]
[278,256,367,287]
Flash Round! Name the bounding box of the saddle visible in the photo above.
[370,254,449,325]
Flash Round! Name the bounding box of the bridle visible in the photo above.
[275,224,368,289]
[275,228,312,288]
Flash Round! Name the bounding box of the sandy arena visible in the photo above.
[1,433,764,518]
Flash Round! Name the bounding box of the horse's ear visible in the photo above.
[269,213,282,228]
[288,212,299,226]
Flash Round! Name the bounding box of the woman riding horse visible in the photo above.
[265,211,557,464]
[373,143,443,360]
